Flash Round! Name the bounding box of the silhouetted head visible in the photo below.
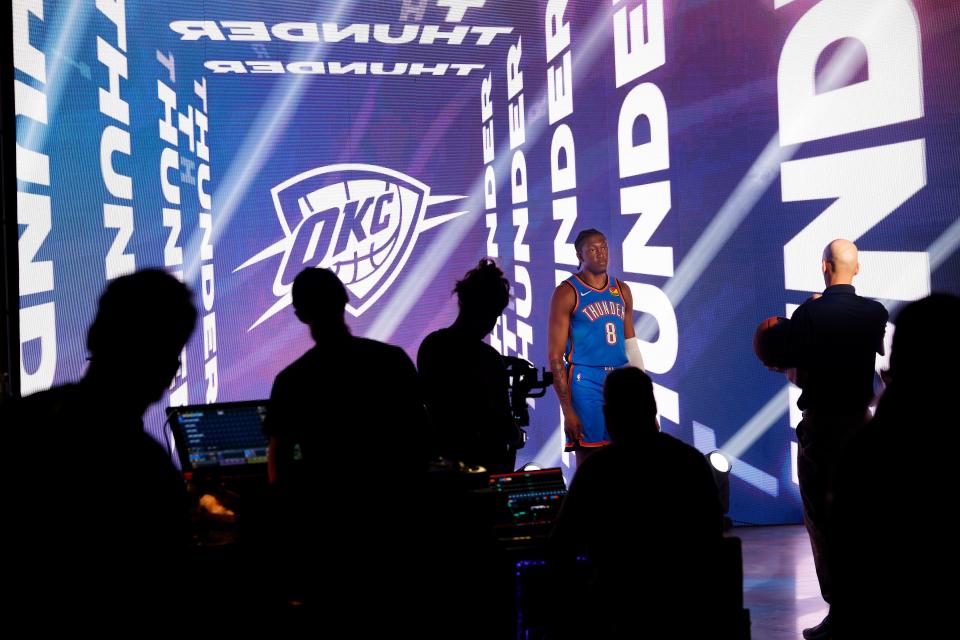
[85,269,197,410]
[888,293,960,389]
[292,267,349,340]
[603,367,658,441]
[822,238,859,287]
[574,229,608,276]
[453,258,510,337]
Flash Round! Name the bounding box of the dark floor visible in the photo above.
[738,524,828,640]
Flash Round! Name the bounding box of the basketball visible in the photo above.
[330,180,405,285]
[753,316,787,367]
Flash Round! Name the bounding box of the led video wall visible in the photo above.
[13,0,960,523]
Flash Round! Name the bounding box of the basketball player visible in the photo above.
[548,229,645,465]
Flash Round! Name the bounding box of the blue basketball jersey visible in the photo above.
[564,274,628,368]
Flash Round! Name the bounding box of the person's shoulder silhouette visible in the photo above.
[831,293,959,638]
[263,267,429,628]
[417,258,516,473]
[5,269,198,626]
[549,367,723,638]
[266,267,426,481]
[12,266,196,480]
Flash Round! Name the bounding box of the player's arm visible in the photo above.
[548,282,582,441]
[620,281,645,370]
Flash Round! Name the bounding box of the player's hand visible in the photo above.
[563,411,584,443]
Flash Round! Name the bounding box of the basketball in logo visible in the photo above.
[236,164,468,327]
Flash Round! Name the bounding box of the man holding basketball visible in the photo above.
[763,238,888,640]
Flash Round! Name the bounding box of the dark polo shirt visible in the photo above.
[774,284,888,413]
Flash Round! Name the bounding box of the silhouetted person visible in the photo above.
[830,293,960,639]
[765,238,888,640]
[547,367,723,639]
[4,269,197,628]
[264,267,428,628]
[418,258,519,473]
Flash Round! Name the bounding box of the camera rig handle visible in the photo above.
[503,356,554,429]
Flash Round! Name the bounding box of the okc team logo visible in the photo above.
[235,164,467,329]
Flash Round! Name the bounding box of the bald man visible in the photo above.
[766,238,888,640]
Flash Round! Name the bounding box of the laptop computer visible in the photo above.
[166,400,270,484]
[487,468,567,550]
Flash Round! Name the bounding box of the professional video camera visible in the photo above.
[503,356,554,449]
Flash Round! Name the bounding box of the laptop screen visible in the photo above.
[166,401,269,474]
[488,468,567,528]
